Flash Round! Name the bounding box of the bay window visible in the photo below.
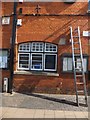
[18,42,57,72]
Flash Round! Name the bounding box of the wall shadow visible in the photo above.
[18,92,87,107]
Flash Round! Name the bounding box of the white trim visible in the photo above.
[44,53,57,71]
[18,42,58,72]
[18,53,30,70]
[31,53,43,71]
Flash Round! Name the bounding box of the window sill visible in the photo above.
[14,71,59,77]
[61,71,88,74]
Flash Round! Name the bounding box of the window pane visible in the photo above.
[0,50,8,68]
[31,42,44,52]
[76,58,87,72]
[63,57,72,72]
[76,58,82,71]
[19,43,30,52]
[45,43,57,52]
[83,58,87,72]
[31,54,43,70]
[63,58,67,71]
[67,58,72,71]
[19,53,30,69]
[45,54,56,71]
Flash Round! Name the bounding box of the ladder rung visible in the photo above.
[73,42,79,44]
[74,60,82,62]
[74,48,80,50]
[73,29,78,33]
[74,54,81,57]
[76,75,83,77]
[77,90,84,93]
[73,36,79,38]
[76,82,84,85]
[75,68,82,70]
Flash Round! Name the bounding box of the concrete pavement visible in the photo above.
[0,92,89,119]
[1,107,88,119]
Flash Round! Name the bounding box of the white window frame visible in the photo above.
[44,54,57,71]
[19,43,31,52]
[31,42,44,52]
[31,53,43,71]
[18,42,58,72]
[18,53,30,70]
[45,43,57,52]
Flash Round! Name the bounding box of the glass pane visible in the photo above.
[45,54,56,70]
[76,58,82,71]
[31,42,43,52]
[63,58,67,71]
[45,43,57,52]
[67,58,72,71]
[0,50,8,68]
[19,54,29,69]
[31,54,43,70]
[83,58,87,72]
[19,43,30,52]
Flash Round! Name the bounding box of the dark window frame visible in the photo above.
[61,53,88,73]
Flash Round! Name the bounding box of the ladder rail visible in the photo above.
[70,27,79,105]
[78,27,88,103]
[70,26,88,106]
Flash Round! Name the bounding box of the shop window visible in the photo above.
[18,42,57,72]
[0,50,8,69]
[62,54,88,73]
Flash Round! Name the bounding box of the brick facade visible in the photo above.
[1,2,90,94]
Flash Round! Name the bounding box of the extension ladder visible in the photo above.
[70,26,88,106]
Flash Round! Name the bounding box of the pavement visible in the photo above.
[0,92,89,119]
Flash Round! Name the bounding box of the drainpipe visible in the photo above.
[9,2,17,93]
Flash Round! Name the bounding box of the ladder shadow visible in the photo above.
[23,92,87,107]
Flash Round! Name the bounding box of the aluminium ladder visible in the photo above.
[70,26,88,106]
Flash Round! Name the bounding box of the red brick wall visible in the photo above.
[1,2,90,94]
